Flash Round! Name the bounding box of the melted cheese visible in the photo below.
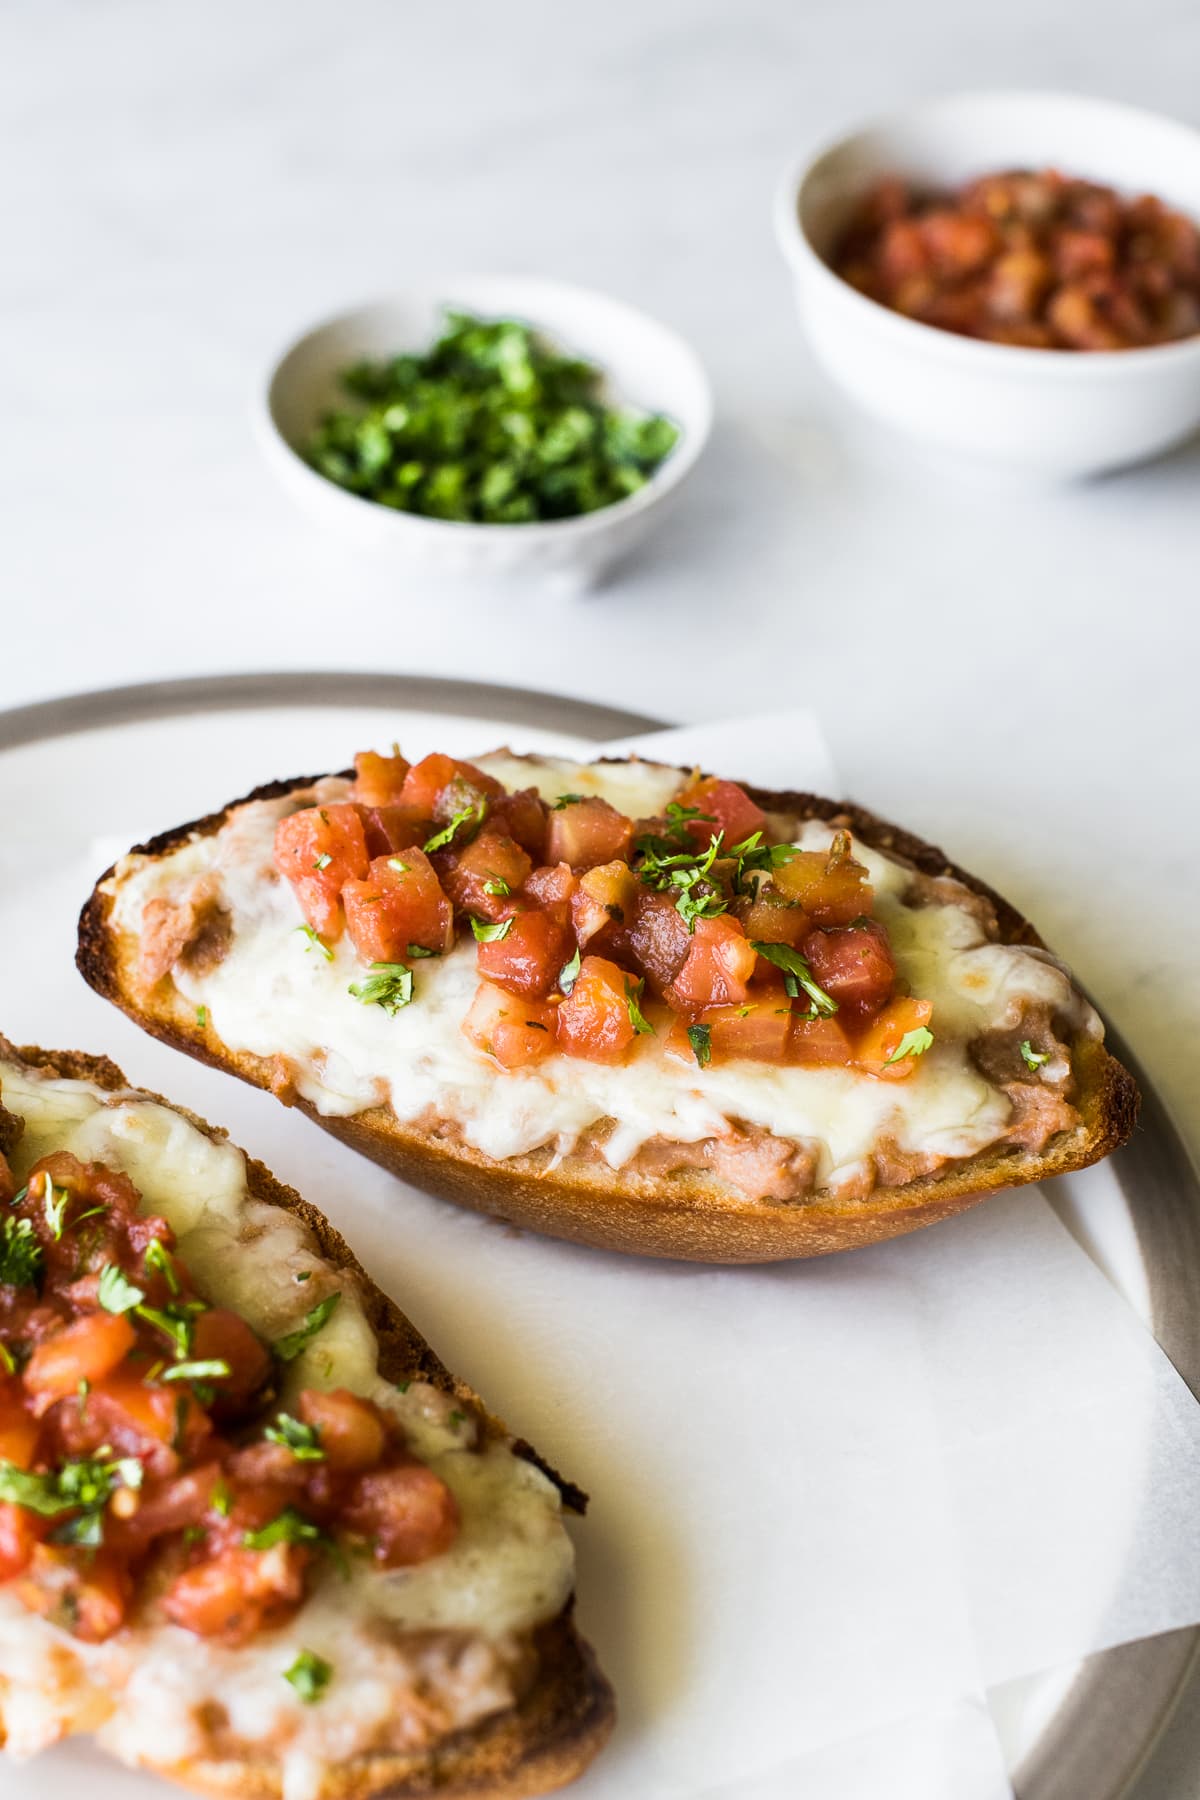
[106,753,1099,1190]
[0,1061,575,1791]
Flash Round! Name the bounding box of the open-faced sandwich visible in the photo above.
[0,1037,611,1795]
[78,746,1137,1262]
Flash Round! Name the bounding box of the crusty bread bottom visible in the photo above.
[76,774,1139,1263]
[0,1040,614,1799]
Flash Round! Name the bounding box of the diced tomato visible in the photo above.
[0,1380,38,1469]
[556,956,643,1063]
[629,891,692,994]
[341,1462,460,1568]
[343,850,453,962]
[84,1366,192,1452]
[476,908,571,1000]
[115,1463,224,1549]
[853,997,934,1080]
[739,892,810,947]
[18,1546,131,1642]
[189,1308,271,1407]
[572,860,640,948]
[298,1389,387,1472]
[0,1503,45,1580]
[488,788,549,860]
[25,1313,135,1402]
[440,832,533,922]
[676,1001,792,1065]
[802,921,895,1021]
[667,916,757,1011]
[545,798,634,871]
[524,862,578,920]
[675,776,766,849]
[162,1543,306,1645]
[772,834,873,925]
[352,749,410,807]
[358,804,427,860]
[463,982,559,1068]
[400,754,501,820]
[273,804,370,938]
[789,1016,856,1067]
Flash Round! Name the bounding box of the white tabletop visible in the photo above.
[4,0,1199,1163]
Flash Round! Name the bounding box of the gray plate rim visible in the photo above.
[1,670,1196,1800]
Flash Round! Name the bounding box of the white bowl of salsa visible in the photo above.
[775,91,1200,478]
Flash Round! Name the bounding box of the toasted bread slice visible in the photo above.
[0,1037,613,1797]
[77,755,1138,1263]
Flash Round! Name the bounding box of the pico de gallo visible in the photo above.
[273,750,935,1079]
[0,1149,458,1649]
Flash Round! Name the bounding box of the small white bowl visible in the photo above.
[257,277,712,587]
[775,92,1200,479]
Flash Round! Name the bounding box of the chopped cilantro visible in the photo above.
[885,1026,935,1065]
[274,1293,341,1363]
[161,1358,232,1385]
[295,924,334,962]
[196,1004,208,1028]
[144,1238,180,1295]
[470,915,513,943]
[686,1023,712,1068]
[0,1217,41,1289]
[750,942,838,1017]
[265,1413,325,1461]
[303,310,679,524]
[423,801,486,853]
[348,961,414,1016]
[552,794,587,810]
[482,876,511,897]
[406,943,438,959]
[284,1648,333,1704]
[624,978,654,1037]
[243,1506,326,1553]
[97,1263,145,1315]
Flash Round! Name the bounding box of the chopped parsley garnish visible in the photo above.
[274,1293,341,1363]
[265,1413,325,1461]
[406,943,438,959]
[136,1300,199,1358]
[624,978,654,1037]
[750,942,838,1017]
[41,1177,69,1241]
[686,1023,712,1068]
[634,831,728,932]
[885,1027,935,1065]
[470,915,513,943]
[0,1217,41,1289]
[161,1358,232,1385]
[0,1453,143,1544]
[727,832,799,892]
[313,852,333,872]
[423,800,486,853]
[552,794,587,810]
[558,946,581,995]
[144,1237,180,1295]
[483,876,511,897]
[242,1506,325,1553]
[348,961,414,1016]
[97,1263,146,1315]
[284,1648,333,1704]
[303,310,680,525]
[1020,1039,1050,1071]
[295,924,334,962]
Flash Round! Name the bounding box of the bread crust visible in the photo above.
[0,1037,614,1798]
[76,769,1140,1265]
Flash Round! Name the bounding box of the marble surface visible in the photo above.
[3,6,1200,1793]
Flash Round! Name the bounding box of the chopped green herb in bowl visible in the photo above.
[261,280,712,585]
[304,310,681,524]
